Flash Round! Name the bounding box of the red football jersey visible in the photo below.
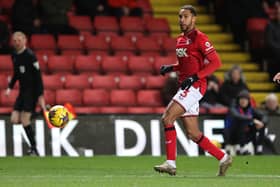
[173,29,221,95]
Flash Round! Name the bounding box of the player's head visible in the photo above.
[179,5,197,33]
[12,31,27,52]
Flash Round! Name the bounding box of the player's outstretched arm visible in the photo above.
[273,72,280,83]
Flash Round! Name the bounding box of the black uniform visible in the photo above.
[9,48,43,112]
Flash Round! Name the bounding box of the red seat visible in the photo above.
[0,74,8,89]
[100,106,127,114]
[83,89,110,106]
[69,15,92,31]
[162,37,176,54]
[84,35,110,54]
[56,89,82,106]
[118,75,144,90]
[208,107,229,114]
[137,90,163,107]
[75,107,100,114]
[37,54,49,73]
[110,36,136,55]
[101,56,128,75]
[128,56,154,75]
[127,107,154,114]
[93,16,119,33]
[0,89,18,107]
[154,56,177,74]
[44,89,56,105]
[42,74,64,90]
[135,36,162,55]
[64,74,91,89]
[0,55,13,74]
[145,18,170,35]
[57,35,83,54]
[145,76,166,89]
[120,16,145,33]
[48,56,74,74]
[74,55,102,74]
[92,75,118,90]
[110,89,136,106]
[30,34,56,50]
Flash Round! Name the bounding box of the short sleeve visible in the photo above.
[198,34,216,56]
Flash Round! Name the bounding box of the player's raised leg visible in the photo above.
[182,117,232,176]
[154,101,185,176]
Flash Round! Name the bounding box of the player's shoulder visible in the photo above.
[195,29,209,40]
[25,48,36,57]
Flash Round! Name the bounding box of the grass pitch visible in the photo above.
[0,156,279,187]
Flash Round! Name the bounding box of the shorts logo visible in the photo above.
[179,89,189,100]
[176,48,187,57]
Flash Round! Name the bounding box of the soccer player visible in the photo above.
[154,5,232,176]
[5,31,46,156]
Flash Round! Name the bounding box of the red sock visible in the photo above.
[197,134,225,160]
[165,124,176,160]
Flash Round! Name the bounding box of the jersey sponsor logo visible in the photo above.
[19,65,25,74]
[205,41,213,52]
[176,48,188,57]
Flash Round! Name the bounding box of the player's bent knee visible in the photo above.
[186,129,201,142]
[161,114,174,126]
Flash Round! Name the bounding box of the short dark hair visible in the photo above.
[180,5,197,16]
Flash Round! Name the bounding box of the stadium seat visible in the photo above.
[0,74,8,89]
[154,107,165,114]
[145,18,170,35]
[0,55,13,74]
[118,75,144,90]
[101,56,128,75]
[93,16,119,34]
[137,90,163,107]
[68,15,92,31]
[127,56,154,75]
[100,106,128,114]
[82,89,110,106]
[84,35,110,54]
[56,89,82,106]
[110,36,136,55]
[110,89,136,106]
[92,75,118,90]
[154,56,177,74]
[75,107,100,114]
[208,106,229,115]
[74,55,102,74]
[44,89,56,105]
[48,55,74,74]
[42,74,64,90]
[30,34,56,51]
[135,36,162,55]
[57,35,84,54]
[0,89,18,107]
[64,74,91,89]
[145,76,166,89]
[37,54,49,73]
[162,37,176,54]
[120,16,145,34]
[127,107,154,114]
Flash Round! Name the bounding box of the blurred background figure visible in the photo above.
[265,5,280,80]
[261,93,280,115]
[11,0,43,36]
[74,0,109,18]
[220,65,249,107]
[40,0,78,37]
[108,0,143,18]
[200,74,224,110]
[224,90,266,156]
[0,19,11,54]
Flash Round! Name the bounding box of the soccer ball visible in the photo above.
[48,105,69,128]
